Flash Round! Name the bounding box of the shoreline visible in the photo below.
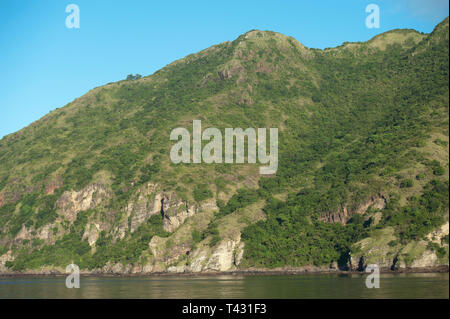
[0,265,448,278]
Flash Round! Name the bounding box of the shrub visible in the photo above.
[433,166,445,176]
[193,184,213,202]
[400,179,414,188]
[126,74,142,81]
[388,240,399,247]
[219,188,259,216]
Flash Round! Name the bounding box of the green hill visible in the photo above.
[0,18,448,273]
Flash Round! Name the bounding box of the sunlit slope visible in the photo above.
[0,18,448,272]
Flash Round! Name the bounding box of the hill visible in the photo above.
[0,18,448,274]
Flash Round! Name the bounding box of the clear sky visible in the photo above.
[0,0,448,138]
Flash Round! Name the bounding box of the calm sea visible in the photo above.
[0,273,448,299]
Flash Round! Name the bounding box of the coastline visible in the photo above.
[0,265,448,278]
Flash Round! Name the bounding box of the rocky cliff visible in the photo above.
[350,223,449,271]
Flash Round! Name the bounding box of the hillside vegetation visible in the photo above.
[0,18,448,273]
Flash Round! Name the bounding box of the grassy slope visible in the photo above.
[0,18,448,271]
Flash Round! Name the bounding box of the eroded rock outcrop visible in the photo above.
[160,192,196,232]
[14,225,33,243]
[350,222,449,271]
[123,183,216,234]
[56,184,110,223]
[162,195,217,233]
[44,176,63,195]
[143,233,245,274]
[37,223,55,242]
[320,195,386,224]
[127,183,160,232]
[101,261,132,274]
[426,222,449,245]
[82,222,103,246]
[409,250,439,268]
[0,250,13,273]
[187,236,244,273]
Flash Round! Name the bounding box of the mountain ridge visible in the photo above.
[1,19,444,142]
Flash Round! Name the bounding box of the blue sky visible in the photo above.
[0,0,448,138]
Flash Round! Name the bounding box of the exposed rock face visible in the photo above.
[44,176,63,195]
[14,225,33,243]
[125,183,216,234]
[149,235,191,266]
[0,250,13,273]
[189,236,244,272]
[144,234,245,274]
[101,262,132,274]
[37,224,55,242]
[319,195,386,224]
[188,249,209,273]
[14,214,59,246]
[82,222,102,246]
[234,241,245,267]
[350,223,449,271]
[161,192,196,232]
[131,264,154,274]
[114,213,129,240]
[127,183,160,233]
[426,222,449,245]
[162,195,217,233]
[409,250,439,268]
[218,70,230,80]
[148,236,167,259]
[69,183,215,249]
[56,184,110,223]
[204,240,238,271]
[350,253,393,271]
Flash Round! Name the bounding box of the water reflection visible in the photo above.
[0,273,448,299]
